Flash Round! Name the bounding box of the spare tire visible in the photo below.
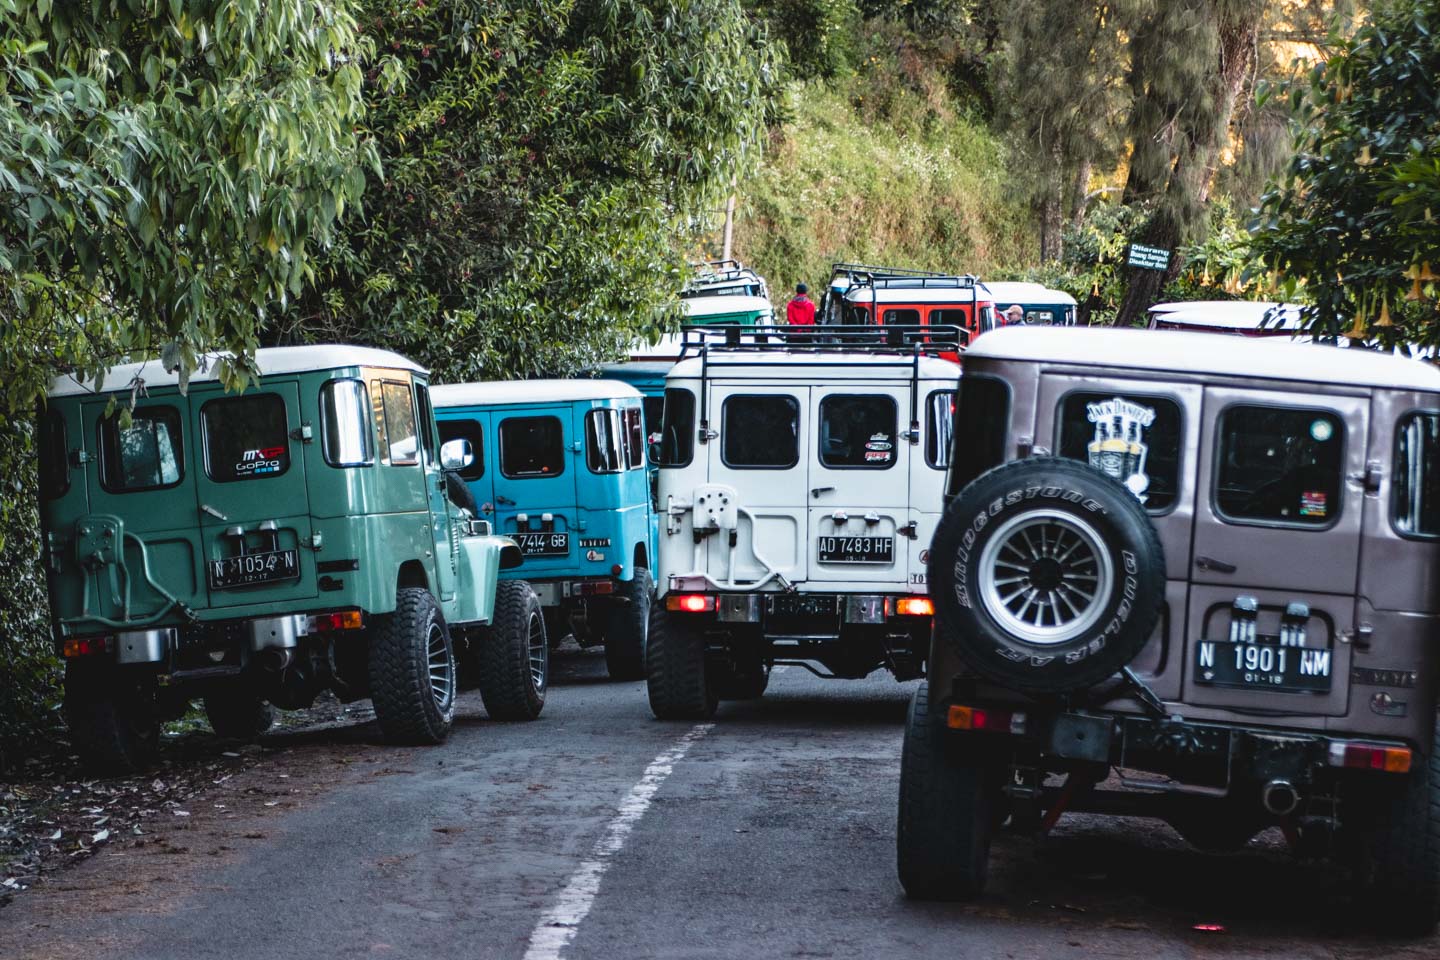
[928,457,1165,693]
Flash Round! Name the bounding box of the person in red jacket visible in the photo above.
[786,282,816,326]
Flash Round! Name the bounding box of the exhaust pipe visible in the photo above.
[257,647,293,673]
[1262,778,1300,816]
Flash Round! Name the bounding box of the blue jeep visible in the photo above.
[432,380,657,679]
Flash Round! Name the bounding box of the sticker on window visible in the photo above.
[236,446,286,477]
[1300,491,1328,518]
[1085,397,1156,501]
[1310,419,1334,442]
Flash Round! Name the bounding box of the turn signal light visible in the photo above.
[62,636,111,658]
[1327,741,1412,774]
[946,704,1027,735]
[307,610,364,633]
[667,594,715,613]
[895,597,934,617]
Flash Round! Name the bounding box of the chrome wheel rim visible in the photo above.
[426,621,454,710]
[528,610,548,694]
[976,509,1113,646]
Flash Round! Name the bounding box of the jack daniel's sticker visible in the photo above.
[1086,398,1155,501]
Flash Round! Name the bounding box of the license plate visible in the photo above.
[515,532,569,556]
[208,549,299,590]
[817,535,894,564]
[1194,639,1333,693]
[767,595,840,618]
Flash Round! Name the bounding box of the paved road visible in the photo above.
[1,649,1436,959]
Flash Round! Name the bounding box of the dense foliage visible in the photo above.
[285,0,779,381]
[1252,0,1440,343]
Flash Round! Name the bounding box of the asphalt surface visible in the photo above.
[1,648,1437,960]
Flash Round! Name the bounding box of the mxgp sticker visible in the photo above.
[1299,491,1328,518]
[1085,397,1155,502]
[864,450,890,463]
[235,446,285,476]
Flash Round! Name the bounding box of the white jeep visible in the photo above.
[646,325,962,718]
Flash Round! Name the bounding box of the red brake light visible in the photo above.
[946,704,1027,735]
[62,636,111,658]
[307,610,364,633]
[1328,741,1412,774]
[666,594,715,613]
[895,596,934,617]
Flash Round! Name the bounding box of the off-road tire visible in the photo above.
[928,457,1166,694]
[897,682,994,900]
[604,569,651,681]
[1353,715,1440,935]
[477,580,548,721]
[368,587,457,744]
[203,689,276,741]
[646,604,716,720]
[63,661,161,775]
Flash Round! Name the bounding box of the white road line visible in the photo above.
[521,723,713,960]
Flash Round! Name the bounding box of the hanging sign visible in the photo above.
[1127,243,1172,271]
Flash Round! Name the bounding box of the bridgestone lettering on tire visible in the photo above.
[477,580,548,721]
[604,568,651,681]
[928,457,1165,693]
[368,587,457,745]
[646,604,716,720]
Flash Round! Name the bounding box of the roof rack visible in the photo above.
[692,258,747,273]
[829,261,951,281]
[677,323,967,359]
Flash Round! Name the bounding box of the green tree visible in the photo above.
[1252,0,1440,344]
[286,0,779,382]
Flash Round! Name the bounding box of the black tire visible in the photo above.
[928,457,1165,694]
[604,569,651,681]
[646,604,716,720]
[368,587,457,745]
[1353,715,1440,935]
[203,688,276,741]
[477,580,548,721]
[64,661,161,775]
[897,682,994,900]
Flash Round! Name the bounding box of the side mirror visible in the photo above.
[648,440,662,464]
[440,438,474,471]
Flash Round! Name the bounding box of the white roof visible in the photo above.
[48,345,426,398]
[683,295,773,318]
[966,326,1440,393]
[432,379,642,408]
[982,282,1077,306]
[1148,300,1304,331]
[844,286,991,305]
[668,352,961,382]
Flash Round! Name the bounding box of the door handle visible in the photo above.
[810,486,835,498]
[496,494,516,506]
[1195,556,1237,574]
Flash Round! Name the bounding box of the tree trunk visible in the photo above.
[1068,158,1093,229]
[1038,143,1065,263]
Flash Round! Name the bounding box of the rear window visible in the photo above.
[1394,412,1440,538]
[624,407,645,469]
[100,406,183,492]
[819,395,896,469]
[500,416,565,478]
[39,409,69,499]
[641,396,664,439]
[437,418,485,480]
[1215,405,1343,526]
[1058,392,1182,511]
[321,379,373,466]
[929,309,969,332]
[883,308,920,326]
[586,409,624,473]
[202,394,291,483]
[657,388,695,467]
[946,376,1008,496]
[723,395,799,469]
[926,390,955,469]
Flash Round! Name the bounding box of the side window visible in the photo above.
[1394,412,1440,538]
[658,388,695,467]
[99,406,183,492]
[39,409,69,499]
[201,394,291,482]
[819,394,896,469]
[722,395,799,469]
[414,385,438,465]
[1058,393,1182,511]
[437,419,485,480]
[321,379,373,466]
[883,308,920,326]
[500,416,565,478]
[373,380,419,466]
[929,309,968,331]
[946,377,1008,496]
[623,407,645,469]
[585,409,624,473]
[1215,405,1343,526]
[926,390,955,469]
[1025,308,1056,325]
[641,396,664,439]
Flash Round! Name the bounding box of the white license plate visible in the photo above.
[817,536,894,564]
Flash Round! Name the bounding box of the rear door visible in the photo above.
[493,406,579,572]
[809,384,909,588]
[705,383,809,585]
[436,409,493,520]
[190,381,317,608]
[1184,387,1367,715]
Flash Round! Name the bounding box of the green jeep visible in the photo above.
[39,346,549,774]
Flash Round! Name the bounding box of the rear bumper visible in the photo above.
[527,578,619,607]
[663,591,931,635]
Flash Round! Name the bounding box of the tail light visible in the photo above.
[666,594,715,613]
[576,580,615,597]
[946,704,1027,735]
[1327,740,1412,774]
[307,610,364,633]
[894,596,934,617]
[62,635,112,658]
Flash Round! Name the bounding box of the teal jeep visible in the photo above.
[40,346,548,774]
